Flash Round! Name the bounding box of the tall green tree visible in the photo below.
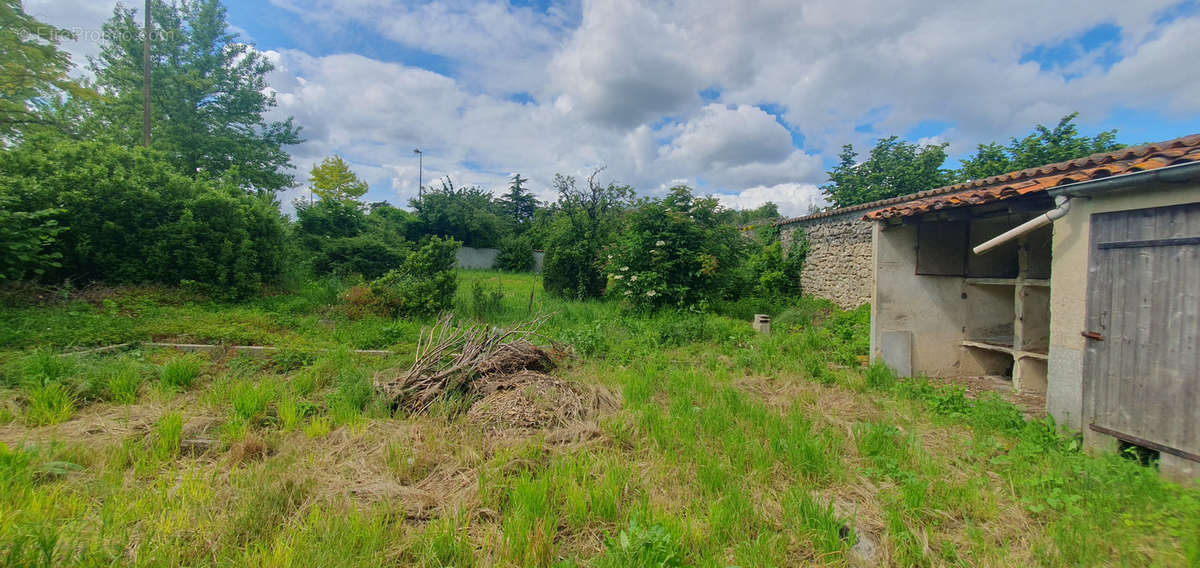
[820,136,951,208]
[309,155,368,202]
[957,113,1123,181]
[0,0,88,139]
[91,0,300,192]
[497,173,539,231]
[409,177,509,248]
[542,169,634,299]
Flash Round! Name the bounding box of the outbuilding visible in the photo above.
[858,135,1200,481]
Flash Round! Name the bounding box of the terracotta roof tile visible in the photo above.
[862,134,1200,221]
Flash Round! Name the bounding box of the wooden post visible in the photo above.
[142,0,151,147]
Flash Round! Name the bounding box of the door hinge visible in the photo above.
[1081,331,1104,341]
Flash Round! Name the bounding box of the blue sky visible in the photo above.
[30,0,1200,215]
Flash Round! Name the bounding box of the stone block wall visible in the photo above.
[779,208,876,309]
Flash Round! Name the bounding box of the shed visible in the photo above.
[862,134,1200,482]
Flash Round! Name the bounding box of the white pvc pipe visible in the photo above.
[972,195,1071,255]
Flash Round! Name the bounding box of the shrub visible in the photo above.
[295,199,409,279]
[542,173,631,300]
[341,236,459,318]
[0,185,63,283]
[309,235,408,280]
[542,216,606,300]
[0,140,288,298]
[744,237,807,299]
[494,235,535,272]
[605,186,747,310]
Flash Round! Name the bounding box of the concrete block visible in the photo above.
[879,331,912,378]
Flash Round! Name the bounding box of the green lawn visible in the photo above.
[0,271,1196,567]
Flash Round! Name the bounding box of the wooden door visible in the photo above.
[1083,202,1200,458]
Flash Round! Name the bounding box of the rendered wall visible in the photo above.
[1047,181,1200,430]
[870,223,977,377]
[455,247,544,272]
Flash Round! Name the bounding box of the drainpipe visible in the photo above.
[973,195,1070,255]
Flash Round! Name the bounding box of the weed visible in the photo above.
[782,489,852,557]
[277,394,315,432]
[595,516,685,568]
[864,361,896,390]
[230,380,276,423]
[154,412,183,460]
[101,361,145,404]
[469,280,505,321]
[13,349,76,388]
[416,513,476,567]
[304,416,332,438]
[23,383,75,426]
[160,356,202,390]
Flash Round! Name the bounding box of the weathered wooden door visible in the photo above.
[1083,202,1200,459]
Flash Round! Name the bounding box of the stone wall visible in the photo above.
[779,208,876,309]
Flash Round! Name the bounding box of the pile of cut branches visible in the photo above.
[375,314,554,413]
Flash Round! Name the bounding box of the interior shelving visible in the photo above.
[960,224,1052,393]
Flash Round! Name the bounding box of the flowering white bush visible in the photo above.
[604,186,747,310]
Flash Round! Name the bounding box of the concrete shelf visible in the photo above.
[965,277,1050,287]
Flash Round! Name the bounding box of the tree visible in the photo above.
[820,136,951,208]
[957,113,1123,181]
[497,173,539,231]
[309,155,368,202]
[0,0,89,139]
[542,168,634,299]
[91,0,301,192]
[408,177,509,248]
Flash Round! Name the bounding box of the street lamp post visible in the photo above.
[413,148,423,196]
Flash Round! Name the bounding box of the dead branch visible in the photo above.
[375,313,554,414]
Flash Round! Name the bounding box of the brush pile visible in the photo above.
[375,314,557,414]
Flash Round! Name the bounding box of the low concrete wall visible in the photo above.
[455,246,544,272]
[456,247,499,269]
[779,208,878,309]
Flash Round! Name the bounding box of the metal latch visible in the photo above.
[1081,331,1104,341]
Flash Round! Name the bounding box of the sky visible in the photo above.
[24,0,1200,216]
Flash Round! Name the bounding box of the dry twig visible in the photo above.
[375,313,553,413]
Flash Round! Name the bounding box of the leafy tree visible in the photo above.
[957,113,1123,181]
[820,136,951,208]
[308,155,368,202]
[91,0,301,192]
[0,0,89,139]
[542,169,633,299]
[497,173,539,231]
[408,177,508,248]
[605,186,747,310]
[293,199,408,279]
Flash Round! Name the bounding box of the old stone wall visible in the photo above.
[779,209,875,309]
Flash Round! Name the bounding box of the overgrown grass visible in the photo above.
[0,271,1196,566]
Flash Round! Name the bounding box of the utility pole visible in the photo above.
[142,0,151,147]
[413,148,423,196]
